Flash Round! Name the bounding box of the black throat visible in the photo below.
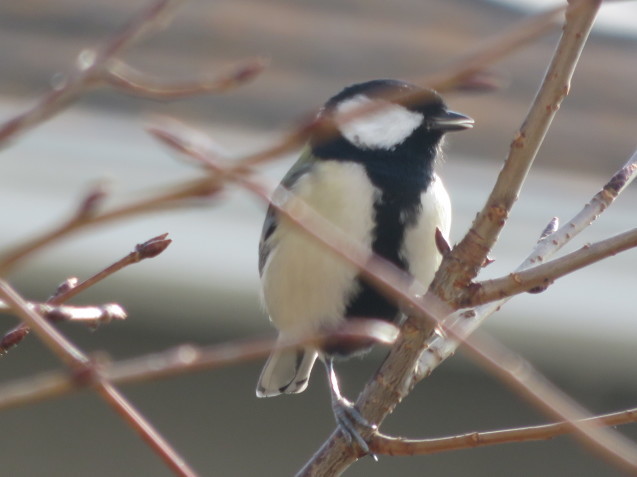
[312,131,440,326]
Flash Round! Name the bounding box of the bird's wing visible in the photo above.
[258,147,316,276]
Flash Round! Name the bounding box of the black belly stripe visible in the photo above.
[344,167,429,322]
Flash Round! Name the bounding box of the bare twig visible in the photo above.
[0,234,171,353]
[0,1,569,274]
[0,0,186,146]
[430,0,603,303]
[0,280,90,367]
[371,408,637,456]
[104,58,267,99]
[0,281,197,476]
[426,4,565,93]
[96,381,198,477]
[148,120,637,474]
[0,171,207,274]
[52,233,172,305]
[0,303,126,354]
[190,3,565,174]
[0,319,398,411]
[523,150,637,268]
[412,147,637,383]
[469,227,637,305]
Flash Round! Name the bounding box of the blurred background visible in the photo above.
[1,0,636,475]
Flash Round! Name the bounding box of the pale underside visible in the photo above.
[261,160,451,338]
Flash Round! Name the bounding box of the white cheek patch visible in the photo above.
[335,94,423,151]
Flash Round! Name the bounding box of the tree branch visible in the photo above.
[0,233,170,353]
[426,4,565,93]
[0,319,397,411]
[300,2,605,474]
[431,0,603,303]
[371,408,637,456]
[104,58,266,99]
[469,227,637,305]
[0,281,198,477]
[0,0,186,146]
[148,118,637,475]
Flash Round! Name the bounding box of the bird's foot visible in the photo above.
[331,396,378,460]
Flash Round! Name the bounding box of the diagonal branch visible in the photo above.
[469,227,637,305]
[0,0,186,146]
[104,57,266,99]
[147,120,637,475]
[426,4,565,93]
[0,319,397,411]
[209,4,566,172]
[430,0,603,303]
[0,234,170,353]
[371,407,637,456]
[301,3,605,474]
[0,281,198,477]
[409,147,637,387]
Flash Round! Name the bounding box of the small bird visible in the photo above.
[256,79,473,449]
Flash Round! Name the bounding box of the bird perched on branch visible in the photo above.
[256,79,473,452]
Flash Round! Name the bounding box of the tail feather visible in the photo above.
[256,345,318,397]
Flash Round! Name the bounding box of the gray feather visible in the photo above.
[258,147,317,276]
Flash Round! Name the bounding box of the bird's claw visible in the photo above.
[332,397,378,460]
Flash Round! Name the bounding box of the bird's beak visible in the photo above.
[430,110,474,131]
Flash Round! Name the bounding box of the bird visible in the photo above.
[256,79,473,451]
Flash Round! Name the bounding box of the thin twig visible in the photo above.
[0,234,171,353]
[0,0,186,146]
[0,281,198,476]
[430,0,603,303]
[148,119,637,474]
[198,3,565,173]
[426,5,565,93]
[51,233,172,305]
[0,280,90,367]
[0,171,207,275]
[0,3,567,273]
[371,408,637,456]
[470,227,637,305]
[96,381,198,477]
[0,319,398,411]
[410,147,637,384]
[104,58,267,99]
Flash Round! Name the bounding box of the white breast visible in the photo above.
[261,161,379,334]
[401,174,451,292]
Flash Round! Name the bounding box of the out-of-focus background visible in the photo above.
[1,1,636,476]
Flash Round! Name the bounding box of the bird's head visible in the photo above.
[310,79,473,165]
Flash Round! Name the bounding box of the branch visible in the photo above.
[0,1,564,270]
[96,381,198,477]
[0,233,170,353]
[0,302,125,354]
[0,319,398,411]
[0,278,196,476]
[0,170,207,275]
[470,227,637,305]
[430,0,603,302]
[149,121,637,475]
[192,5,565,173]
[371,408,637,456]
[426,4,565,93]
[104,58,266,99]
[522,149,637,269]
[53,233,173,304]
[409,147,637,381]
[0,0,186,146]
[300,3,607,474]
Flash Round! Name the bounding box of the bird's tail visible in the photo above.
[256,342,318,397]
